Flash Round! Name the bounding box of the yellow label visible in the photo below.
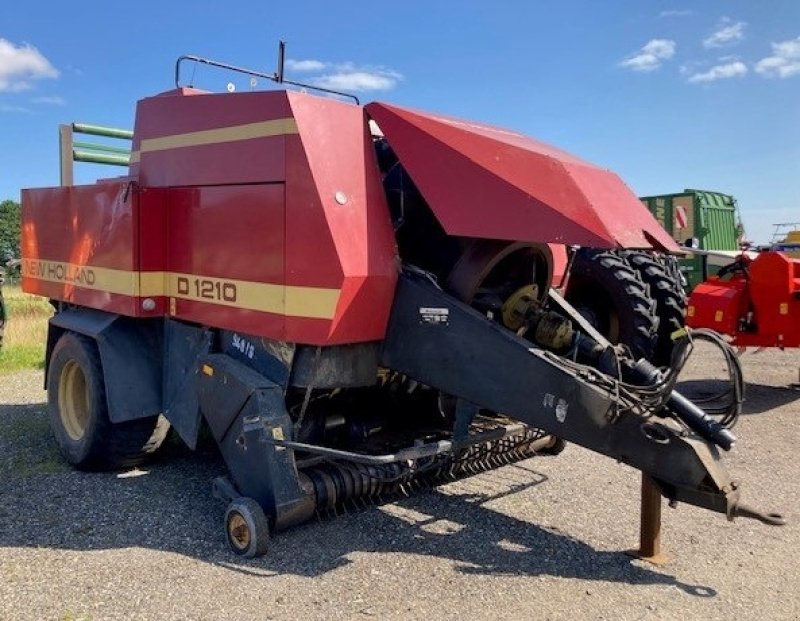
[272,427,285,441]
[687,306,695,317]
[780,303,789,315]
[22,260,340,320]
[714,310,724,322]
[202,364,214,376]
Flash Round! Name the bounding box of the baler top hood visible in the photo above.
[366,102,678,251]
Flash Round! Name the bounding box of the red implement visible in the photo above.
[687,251,800,348]
[23,89,677,347]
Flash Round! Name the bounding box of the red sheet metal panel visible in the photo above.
[131,89,292,187]
[137,187,169,316]
[22,91,398,346]
[686,279,746,335]
[284,93,398,344]
[21,183,140,315]
[747,252,800,346]
[127,89,398,344]
[164,184,287,337]
[365,102,678,251]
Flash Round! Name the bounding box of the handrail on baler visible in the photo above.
[58,122,133,187]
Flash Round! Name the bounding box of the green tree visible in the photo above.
[0,199,21,262]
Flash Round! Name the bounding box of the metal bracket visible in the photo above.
[548,287,612,348]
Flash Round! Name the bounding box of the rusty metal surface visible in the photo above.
[627,473,669,566]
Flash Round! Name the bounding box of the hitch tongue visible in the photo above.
[731,502,787,526]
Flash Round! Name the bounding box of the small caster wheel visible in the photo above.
[538,436,567,456]
[224,497,270,557]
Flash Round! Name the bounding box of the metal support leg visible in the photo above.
[626,473,669,565]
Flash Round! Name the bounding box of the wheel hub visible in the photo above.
[58,360,91,441]
[501,284,539,331]
[227,513,251,550]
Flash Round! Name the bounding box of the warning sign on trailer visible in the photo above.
[675,204,688,230]
[419,307,449,325]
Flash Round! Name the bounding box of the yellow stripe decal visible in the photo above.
[139,118,298,154]
[21,260,340,320]
[22,259,138,297]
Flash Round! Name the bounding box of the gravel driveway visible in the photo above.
[1,346,799,621]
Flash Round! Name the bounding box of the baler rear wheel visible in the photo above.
[619,251,687,366]
[47,332,170,470]
[224,497,270,558]
[565,250,658,361]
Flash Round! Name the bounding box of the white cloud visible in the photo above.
[0,38,58,92]
[32,95,65,105]
[660,9,692,18]
[284,58,403,92]
[619,39,676,72]
[284,59,326,72]
[755,36,800,78]
[312,69,402,92]
[703,19,747,48]
[687,61,748,83]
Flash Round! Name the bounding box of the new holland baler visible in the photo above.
[20,57,782,557]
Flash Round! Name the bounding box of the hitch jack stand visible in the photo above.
[626,473,669,566]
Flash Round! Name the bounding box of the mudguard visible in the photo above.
[48,310,163,423]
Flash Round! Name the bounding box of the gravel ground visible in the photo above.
[1,346,799,621]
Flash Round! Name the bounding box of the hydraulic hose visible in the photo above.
[626,358,737,451]
[681,328,744,429]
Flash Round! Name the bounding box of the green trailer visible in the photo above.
[639,189,743,289]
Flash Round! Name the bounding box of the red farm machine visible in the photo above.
[20,52,784,557]
[687,250,800,349]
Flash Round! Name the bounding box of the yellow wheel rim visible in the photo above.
[58,360,91,441]
[227,513,250,551]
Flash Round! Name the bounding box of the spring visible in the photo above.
[303,428,548,517]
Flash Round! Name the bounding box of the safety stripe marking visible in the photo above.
[21,259,340,320]
[138,118,298,154]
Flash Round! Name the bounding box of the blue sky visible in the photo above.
[1,1,798,244]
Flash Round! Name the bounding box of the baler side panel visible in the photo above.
[127,88,397,345]
[132,89,292,188]
[21,183,139,316]
[285,94,398,344]
[137,187,169,316]
[165,184,288,339]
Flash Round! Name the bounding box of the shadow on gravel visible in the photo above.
[676,379,800,415]
[740,382,800,415]
[0,401,715,597]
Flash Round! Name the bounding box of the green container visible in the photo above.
[639,189,742,290]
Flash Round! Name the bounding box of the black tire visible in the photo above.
[620,251,687,366]
[565,250,658,361]
[224,497,270,558]
[47,332,170,470]
[536,436,567,456]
